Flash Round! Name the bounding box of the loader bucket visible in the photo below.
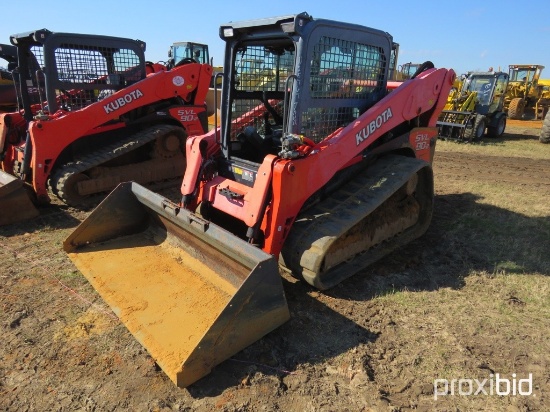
[0,171,39,226]
[63,182,290,388]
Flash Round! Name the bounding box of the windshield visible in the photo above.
[173,44,208,65]
[402,63,420,78]
[464,76,494,105]
[509,68,536,82]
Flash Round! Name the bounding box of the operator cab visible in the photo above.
[397,62,422,80]
[216,13,393,186]
[229,40,293,163]
[508,65,543,83]
[169,42,210,67]
[10,29,146,116]
[462,72,508,114]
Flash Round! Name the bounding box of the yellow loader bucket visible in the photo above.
[63,182,290,388]
[0,171,39,226]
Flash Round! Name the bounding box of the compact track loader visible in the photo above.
[0,29,212,225]
[65,13,454,387]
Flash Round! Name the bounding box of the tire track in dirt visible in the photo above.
[434,151,550,188]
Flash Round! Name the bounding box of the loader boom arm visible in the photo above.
[183,67,454,256]
[320,68,452,166]
[266,68,454,254]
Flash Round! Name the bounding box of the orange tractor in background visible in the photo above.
[65,13,455,387]
[0,29,213,225]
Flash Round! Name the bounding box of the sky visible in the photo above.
[2,0,550,77]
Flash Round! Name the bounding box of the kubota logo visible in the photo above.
[103,89,144,114]
[355,107,393,146]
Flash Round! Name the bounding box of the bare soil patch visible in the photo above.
[1,121,549,411]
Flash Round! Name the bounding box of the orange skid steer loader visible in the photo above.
[0,29,212,225]
[65,13,455,387]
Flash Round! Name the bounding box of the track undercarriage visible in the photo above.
[50,125,187,206]
[280,155,433,289]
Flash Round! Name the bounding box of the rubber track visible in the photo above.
[53,124,182,206]
[279,154,432,290]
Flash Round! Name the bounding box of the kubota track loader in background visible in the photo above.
[65,12,455,387]
[0,29,212,225]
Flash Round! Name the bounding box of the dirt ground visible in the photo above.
[1,119,549,411]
